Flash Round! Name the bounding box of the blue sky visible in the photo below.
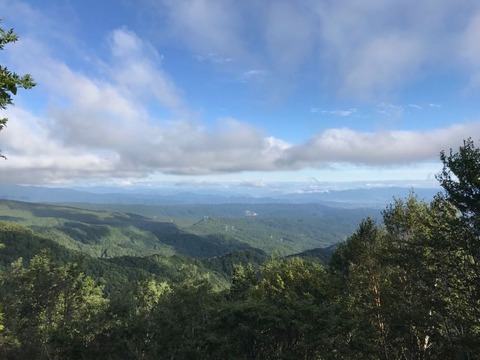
[1,0,480,190]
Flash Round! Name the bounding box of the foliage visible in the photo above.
[0,251,108,359]
[213,258,338,359]
[437,138,480,217]
[435,139,480,357]
[328,173,480,357]
[0,21,35,158]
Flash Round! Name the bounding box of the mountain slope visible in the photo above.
[0,200,258,258]
[0,221,268,292]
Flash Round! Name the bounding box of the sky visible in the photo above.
[1,0,480,191]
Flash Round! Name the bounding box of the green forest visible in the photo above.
[0,200,374,258]
[0,139,479,359]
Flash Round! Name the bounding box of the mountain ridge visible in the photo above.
[0,184,440,207]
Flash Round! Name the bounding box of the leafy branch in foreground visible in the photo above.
[0,21,36,158]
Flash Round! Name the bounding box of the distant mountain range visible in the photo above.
[0,184,441,207]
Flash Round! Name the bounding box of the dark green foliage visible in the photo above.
[206,258,337,360]
[437,138,480,217]
[289,243,337,265]
[0,221,81,267]
[200,249,267,278]
[329,193,480,359]
[0,221,261,294]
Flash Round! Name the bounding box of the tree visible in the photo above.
[207,258,336,360]
[382,195,453,359]
[0,251,108,359]
[436,138,480,356]
[330,218,393,359]
[102,278,172,359]
[437,138,480,218]
[0,21,36,158]
[328,137,480,359]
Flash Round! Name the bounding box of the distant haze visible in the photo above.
[0,182,441,208]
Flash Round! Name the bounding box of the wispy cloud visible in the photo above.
[375,102,440,119]
[311,108,357,117]
[158,0,249,63]
[407,104,423,109]
[151,0,480,99]
[196,53,233,64]
[238,180,268,188]
[376,103,405,120]
[240,69,269,83]
[460,13,480,88]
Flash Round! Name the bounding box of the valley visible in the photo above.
[0,199,379,258]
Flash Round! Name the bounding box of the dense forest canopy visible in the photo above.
[0,139,479,359]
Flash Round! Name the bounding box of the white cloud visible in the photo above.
[0,107,119,184]
[108,28,186,113]
[277,122,480,169]
[2,72,480,184]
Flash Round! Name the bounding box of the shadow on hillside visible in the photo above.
[30,207,107,224]
[0,215,25,222]
[130,217,258,257]
[29,205,257,258]
[59,222,112,245]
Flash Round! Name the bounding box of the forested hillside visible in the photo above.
[0,201,375,257]
[0,139,479,359]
